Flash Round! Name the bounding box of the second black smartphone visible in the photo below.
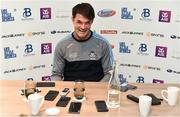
[45,90,59,101]
[144,93,161,105]
[127,94,161,105]
[68,102,82,114]
[56,96,71,107]
[95,100,109,112]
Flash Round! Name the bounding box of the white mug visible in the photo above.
[139,95,152,117]
[161,86,179,106]
[28,93,44,115]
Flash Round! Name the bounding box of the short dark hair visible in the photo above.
[72,3,95,21]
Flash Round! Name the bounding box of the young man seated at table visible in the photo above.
[51,3,113,82]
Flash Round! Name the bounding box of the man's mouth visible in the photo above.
[79,29,87,33]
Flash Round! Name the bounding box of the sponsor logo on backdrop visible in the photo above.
[136,76,145,83]
[100,30,117,34]
[167,69,180,74]
[143,65,161,71]
[23,44,35,56]
[175,14,180,23]
[41,43,52,54]
[121,7,133,19]
[171,50,180,60]
[170,35,180,40]
[28,64,46,70]
[153,79,164,84]
[1,33,25,38]
[121,31,143,35]
[4,47,17,59]
[119,42,131,53]
[137,43,149,56]
[146,32,164,38]
[120,63,141,68]
[50,30,71,34]
[40,8,51,19]
[4,68,26,74]
[27,31,45,37]
[159,10,171,23]
[42,76,51,81]
[97,9,116,17]
[140,8,152,21]
[22,8,34,21]
[1,9,15,22]
[155,46,167,58]
[118,74,128,86]
[55,10,70,18]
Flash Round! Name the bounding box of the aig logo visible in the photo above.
[40,8,51,19]
[41,43,52,54]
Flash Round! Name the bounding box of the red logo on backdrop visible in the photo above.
[153,79,164,84]
[100,30,117,34]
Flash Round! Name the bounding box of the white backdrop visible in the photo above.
[1,0,180,83]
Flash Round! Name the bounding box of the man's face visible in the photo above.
[72,13,93,40]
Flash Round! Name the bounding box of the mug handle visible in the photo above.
[161,90,168,102]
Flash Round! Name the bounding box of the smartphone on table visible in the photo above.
[68,102,82,114]
[56,96,71,107]
[45,90,59,101]
[95,100,109,112]
[60,88,70,96]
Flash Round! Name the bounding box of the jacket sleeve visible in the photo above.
[51,43,65,81]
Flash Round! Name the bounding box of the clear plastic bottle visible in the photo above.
[107,60,121,108]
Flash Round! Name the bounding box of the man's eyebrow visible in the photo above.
[76,20,91,23]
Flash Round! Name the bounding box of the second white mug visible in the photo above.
[161,86,179,106]
[139,95,152,117]
[28,93,44,115]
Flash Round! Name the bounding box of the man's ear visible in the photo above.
[71,16,74,21]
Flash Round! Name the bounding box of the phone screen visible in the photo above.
[95,100,109,112]
[45,90,59,101]
[62,88,69,92]
[144,93,161,105]
[68,102,81,114]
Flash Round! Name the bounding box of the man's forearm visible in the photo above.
[100,73,111,82]
[51,75,63,81]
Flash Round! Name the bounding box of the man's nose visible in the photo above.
[81,24,87,29]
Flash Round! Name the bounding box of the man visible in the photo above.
[52,3,113,81]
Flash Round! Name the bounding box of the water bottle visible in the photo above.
[107,60,121,108]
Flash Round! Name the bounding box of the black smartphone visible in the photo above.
[127,94,161,105]
[60,88,70,96]
[144,93,161,105]
[127,84,137,90]
[45,90,59,101]
[36,82,55,87]
[56,96,71,107]
[68,102,82,114]
[120,84,137,92]
[95,100,109,112]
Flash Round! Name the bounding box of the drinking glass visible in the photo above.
[24,78,36,100]
[73,80,85,100]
